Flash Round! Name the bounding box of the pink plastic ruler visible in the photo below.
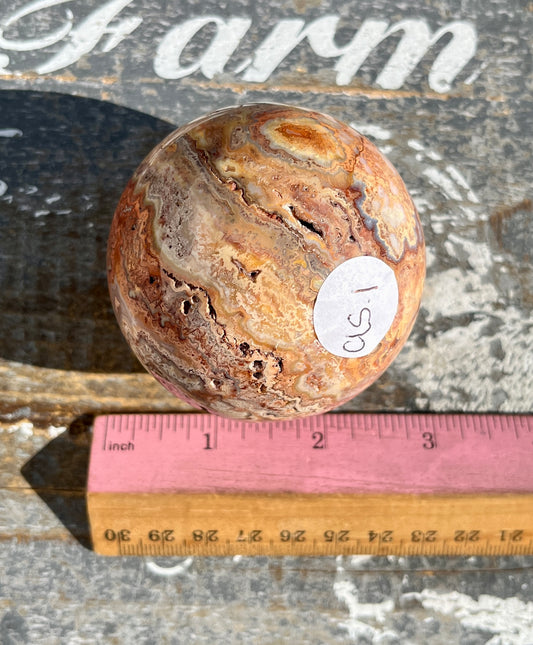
[87,413,533,556]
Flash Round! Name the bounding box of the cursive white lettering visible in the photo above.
[0,2,478,93]
[242,15,341,83]
[154,16,251,80]
[372,19,477,92]
[0,0,73,52]
[160,14,477,92]
[242,15,477,92]
[36,0,141,74]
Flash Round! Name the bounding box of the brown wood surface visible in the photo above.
[88,491,533,557]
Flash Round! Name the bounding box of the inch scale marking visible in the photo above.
[87,413,533,556]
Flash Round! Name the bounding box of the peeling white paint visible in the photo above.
[464,59,489,85]
[47,425,67,438]
[405,138,482,227]
[423,165,465,202]
[407,139,425,151]
[0,128,23,137]
[445,165,480,203]
[444,233,494,274]
[424,245,437,268]
[351,123,392,140]
[398,300,531,412]
[409,590,533,645]
[369,130,531,413]
[348,555,375,567]
[4,420,34,439]
[332,568,533,644]
[1,420,66,440]
[334,557,396,642]
[145,557,194,577]
[0,128,22,199]
[426,149,443,161]
[0,53,9,72]
[334,578,395,641]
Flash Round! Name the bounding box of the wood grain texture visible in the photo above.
[0,0,532,641]
[88,491,533,556]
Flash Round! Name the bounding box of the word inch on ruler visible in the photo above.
[87,413,533,557]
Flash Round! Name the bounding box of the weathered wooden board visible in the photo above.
[1,0,532,642]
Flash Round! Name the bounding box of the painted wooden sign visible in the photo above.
[1,0,532,642]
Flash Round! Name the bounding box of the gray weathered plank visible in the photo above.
[1,0,532,642]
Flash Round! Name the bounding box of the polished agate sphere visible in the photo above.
[107,104,425,420]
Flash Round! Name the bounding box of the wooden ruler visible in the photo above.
[87,413,533,556]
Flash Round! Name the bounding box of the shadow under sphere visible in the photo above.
[0,90,176,372]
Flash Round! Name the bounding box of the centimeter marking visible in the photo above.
[105,531,533,558]
[87,413,533,556]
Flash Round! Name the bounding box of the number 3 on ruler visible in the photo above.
[422,432,436,449]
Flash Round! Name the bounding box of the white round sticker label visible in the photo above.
[313,256,398,358]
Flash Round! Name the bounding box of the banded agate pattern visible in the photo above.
[107,104,425,419]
